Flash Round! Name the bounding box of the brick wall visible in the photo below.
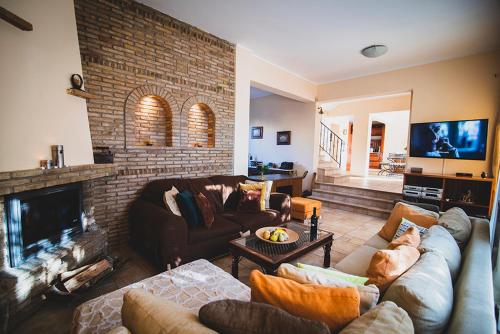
[188,103,215,148]
[74,0,236,245]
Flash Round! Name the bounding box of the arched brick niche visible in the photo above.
[124,85,180,148]
[181,96,217,148]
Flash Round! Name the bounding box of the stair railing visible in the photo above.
[319,121,344,167]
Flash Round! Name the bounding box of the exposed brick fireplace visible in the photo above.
[0,164,116,325]
[74,0,236,247]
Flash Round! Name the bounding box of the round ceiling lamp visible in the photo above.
[361,44,388,58]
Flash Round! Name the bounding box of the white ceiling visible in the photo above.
[140,0,500,84]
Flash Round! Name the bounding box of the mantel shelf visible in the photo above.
[66,88,98,99]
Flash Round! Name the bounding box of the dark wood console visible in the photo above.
[403,172,494,218]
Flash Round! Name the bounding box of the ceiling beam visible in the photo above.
[0,6,33,31]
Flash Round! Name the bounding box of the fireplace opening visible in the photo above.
[6,183,83,267]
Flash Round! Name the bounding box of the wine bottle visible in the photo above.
[310,207,318,241]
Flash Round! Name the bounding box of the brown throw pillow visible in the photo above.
[379,202,438,241]
[237,189,262,212]
[387,226,421,250]
[199,299,331,334]
[194,192,215,228]
[365,245,420,292]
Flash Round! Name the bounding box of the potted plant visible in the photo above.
[256,165,269,179]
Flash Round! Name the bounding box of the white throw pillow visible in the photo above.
[163,186,181,216]
[245,180,273,208]
[393,218,428,240]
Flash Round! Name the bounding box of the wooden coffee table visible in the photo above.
[229,222,334,278]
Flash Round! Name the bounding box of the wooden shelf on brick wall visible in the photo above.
[66,88,98,100]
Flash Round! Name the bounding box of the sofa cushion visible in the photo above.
[185,177,224,214]
[199,299,330,334]
[438,207,472,250]
[364,234,390,249]
[366,245,421,292]
[245,180,273,208]
[392,218,429,239]
[250,270,360,333]
[188,215,241,244]
[379,202,438,241]
[382,251,453,334]
[239,182,267,211]
[388,226,421,250]
[237,188,262,212]
[163,186,181,216]
[194,192,215,228]
[122,289,217,334]
[334,245,380,277]
[177,190,204,228]
[296,263,368,285]
[447,218,496,334]
[339,301,414,334]
[278,263,378,314]
[394,199,440,214]
[106,327,131,334]
[419,225,461,282]
[220,210,279,232]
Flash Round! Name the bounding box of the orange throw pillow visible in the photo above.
[250,270,360,332]
[378,202,438,241]
[387,226,421,250]
[365,245,420,292]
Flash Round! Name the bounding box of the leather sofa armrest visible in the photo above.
[129,199,188,271]
[269,192,291,222]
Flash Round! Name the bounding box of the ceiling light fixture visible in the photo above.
[361,44,388,58]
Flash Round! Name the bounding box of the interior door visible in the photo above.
[346,122,353,171]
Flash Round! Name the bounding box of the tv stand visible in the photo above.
[403,172,493,217]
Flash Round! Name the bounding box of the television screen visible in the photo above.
[409,119,488,160]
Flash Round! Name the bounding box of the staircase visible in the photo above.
[310,181,402,219]
[319,122,343,168]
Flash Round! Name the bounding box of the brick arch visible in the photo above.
[124,85,180,148]
[180,96,218,148]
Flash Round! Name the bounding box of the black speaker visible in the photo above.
[456,172,473,177]
[410,167,423,174]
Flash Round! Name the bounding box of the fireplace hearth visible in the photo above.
[6,183,83,267]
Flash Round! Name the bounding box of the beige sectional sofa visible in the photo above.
[72,216,495,334]
[334,216,496,334]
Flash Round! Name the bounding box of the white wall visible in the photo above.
[318,51,500,176]
[371,110,411,161]
[249,94,316,188]
[0,0,94,172]
[234,46,317,175]
[322,94,412,175]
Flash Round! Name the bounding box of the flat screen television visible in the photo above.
[409,119,488,160]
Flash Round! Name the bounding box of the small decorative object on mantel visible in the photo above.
[277,131,291,145]
[40,159,54,170]
[51,145,65,168]
[251,126,263,139]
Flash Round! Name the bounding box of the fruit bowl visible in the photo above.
[255,227,299,244]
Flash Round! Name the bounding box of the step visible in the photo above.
[312,188,395,210]
[315,181,402,201]
[309,195,392,219]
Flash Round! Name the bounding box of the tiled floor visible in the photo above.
[13,207,385,334]
[334,173,403,194]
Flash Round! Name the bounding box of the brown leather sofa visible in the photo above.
[129,175,291,271]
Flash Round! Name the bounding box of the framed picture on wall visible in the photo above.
[277,131,291,145]
[251,126,263,139]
